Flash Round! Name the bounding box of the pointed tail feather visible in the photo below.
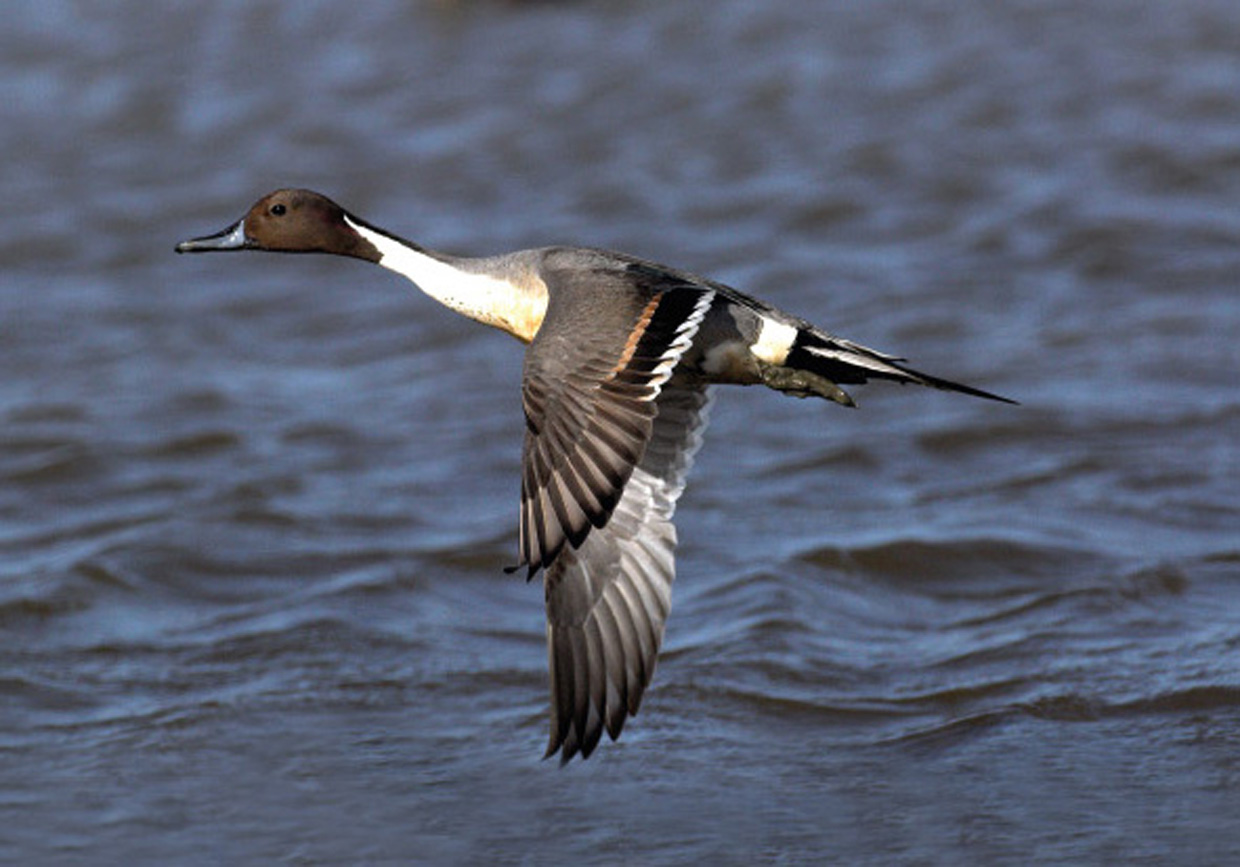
[796,336,1017,405]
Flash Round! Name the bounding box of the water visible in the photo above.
[3,1,1238,863]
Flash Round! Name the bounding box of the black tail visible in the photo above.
[787,332,1018,406]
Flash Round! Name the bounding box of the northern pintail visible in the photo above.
[177,189,1014,762]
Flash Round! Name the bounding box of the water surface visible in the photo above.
[2,1,1238,863]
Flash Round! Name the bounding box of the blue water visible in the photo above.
[2,1,1238,863]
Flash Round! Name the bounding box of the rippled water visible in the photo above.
[3,1,1239,863]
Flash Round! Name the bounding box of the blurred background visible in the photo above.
[2,0,1237,862]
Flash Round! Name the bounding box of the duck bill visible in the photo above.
[175,219,250,253]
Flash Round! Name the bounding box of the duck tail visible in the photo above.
[766,329,1017,407]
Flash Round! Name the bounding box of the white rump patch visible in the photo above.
[751,316,798,365]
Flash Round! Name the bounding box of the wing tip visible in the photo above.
[544,719,622,765]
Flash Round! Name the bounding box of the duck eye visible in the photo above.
[271,203,287,216]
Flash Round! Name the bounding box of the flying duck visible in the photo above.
[177,189,1013,763]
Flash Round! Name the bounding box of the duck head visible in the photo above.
[175,189,381,262]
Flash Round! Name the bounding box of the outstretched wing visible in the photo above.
[514,254,718,761]
[543,382,713,761]
[516,260,714,576]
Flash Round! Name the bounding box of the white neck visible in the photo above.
[346,216,544,341]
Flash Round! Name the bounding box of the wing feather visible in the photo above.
[542,382,714,761]
[518,273,714,574]
[516,256,716,760]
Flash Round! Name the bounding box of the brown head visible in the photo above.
[175,189,381,262]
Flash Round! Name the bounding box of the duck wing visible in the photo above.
[516,255,716,760]
[516,258,714,575]
[541,381,713,761]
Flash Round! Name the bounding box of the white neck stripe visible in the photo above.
[346,216,521,326]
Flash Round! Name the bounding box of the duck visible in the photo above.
[177,188,1014,763]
